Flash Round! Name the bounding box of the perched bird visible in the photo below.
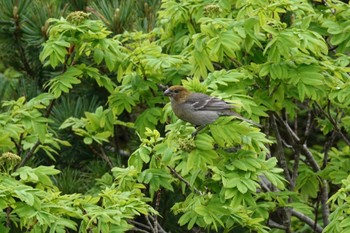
[164,85,261,130]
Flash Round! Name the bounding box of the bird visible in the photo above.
[164,85,261,134]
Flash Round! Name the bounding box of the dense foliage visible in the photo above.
[1,0,350,232]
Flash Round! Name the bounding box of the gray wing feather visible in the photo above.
[189,93,233,111]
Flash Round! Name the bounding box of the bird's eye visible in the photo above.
[173,90,179,93]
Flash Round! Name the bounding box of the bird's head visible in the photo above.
[164,85,190,103]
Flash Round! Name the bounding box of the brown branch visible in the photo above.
[300,144,320,172]
[291,150,300,188]
[148,215,167,233]
[267,219,286,230]
[153,190,161,233]
[129,220,152,232]
[273,112,330,227]
[315,102,350,146]
[291,209,323,233]
[320,180,330,226]
[131,226,149,233]
[89,145,114,169]
[229,57,243,67]
[167,166,202,195]
[274,113,320,172]
[11,138,21,155]
[271,115,292,186]
[16,140,40,168]
[301,110,314,144]
[6,207,11,228]
[16,99,56,169]
[144,215,155,232]
[129,212,163,232]
[322,131,336,169]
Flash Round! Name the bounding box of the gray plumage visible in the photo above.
[164,85,261,128]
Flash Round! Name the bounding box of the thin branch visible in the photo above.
[16,99,56,169]
[322,131,336,169]
[11,138,21,155]
[44,99,56,118]
[167,166,202,195]
[320,180,330,226]
[271,115,292,186]
[148,215,168,233]
[267,219,286,230]
[315,102,350,146]
[259,175,272,192]
[145,215,155,232]
[153,190,161,233]
[89,145,114,169]
[301,110,314,144]
[300,144,320,172]
[291,209,323,233]
[6,207,11,228]
[314,192,320,232]
[229,57,243,67]
[131,226,149,233]
[273,112,330,226]
[100,146,114,169]
[274,113,320,172]
[129,220,152,231]
[16,140,40,169]
[291,150,300,188]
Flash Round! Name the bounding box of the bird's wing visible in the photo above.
[188,93,233,111]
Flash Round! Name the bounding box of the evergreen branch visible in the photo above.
[12,11,35,78]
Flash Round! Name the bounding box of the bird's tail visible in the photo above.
[230,112,263,128]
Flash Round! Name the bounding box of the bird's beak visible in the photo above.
[164,89,171,96]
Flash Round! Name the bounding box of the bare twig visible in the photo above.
[291,209,323,233]
[167,166,202,195]
[301,110,314,144]
[271,115,292,186]
[274,113,320,172]
[268,219,286,230]
[291,150,300,188]
[131,226,149,233]
[16,140,40,168]
[89,145,114,169]
[320,180,330,226]
[6,207,11,228]
[153,190,162,233]
[16,99,56,169]
[322,131,336,169]
[145,215,155,232]
[148,215,168,233]
[273,112,330,227]
[315,102,350,146]
[229,57,243,67]
[301,144,320,172]
[129,220,152,231]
